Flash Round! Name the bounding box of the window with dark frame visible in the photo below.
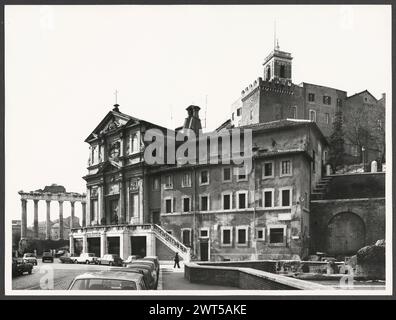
[237,229,247,244]
[200,229,208,238]
[236,108,241,116]
[223,167,231,182]
[323,95,331,105]
[269,228,284,244]
[281,189,291,207]
[264,191,273,208]
[223,194,231,210]
[200,195,208,211]
[238,192,247,209]
[257,229,264,240]
[263,162,273,177]
[165,199,172,213]
[308,93,315,102]
[222,229,231,245]
[200,170,209,184]
[183,197,190,212]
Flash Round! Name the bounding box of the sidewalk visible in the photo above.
[159,262,236,290]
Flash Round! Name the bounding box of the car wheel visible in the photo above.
[74,260,78,264]
[109,262,113,266]
[86,260,90,264]
[28,269,32,275]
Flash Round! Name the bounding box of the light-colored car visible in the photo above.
[98,254,123,266]
[68,271,147,290]
[76,253,98,264]
[122,255,139,267]
[23,253,38,266]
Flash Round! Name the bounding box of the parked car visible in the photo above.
[98,254,123,266]
[109,267,150,289]
[42,252,54,263]
[143,256,160,275]
[59,253,74,264]
[68,271,147,290]
[76,253,99,264]
[23,253,38,266]
[12,258,33,277]
[122,255,139,267]
[125,263,157,289]
[55,250,67,258]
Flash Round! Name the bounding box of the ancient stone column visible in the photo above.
[70,201,75,229]
[100,231,107,257]
[46,200,51,240]
[33,200,39,239]
[82,201,87,227]
[59,201,64,240]
[69,234,75,255]
[21,199,27,239]
[83,234,88,254]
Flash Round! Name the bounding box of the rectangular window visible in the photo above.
[236,227,248,245]
[200,170,209,185]
[181,229,191,247]
[130,193,139,218]
[237,108,241,116]
[280,160,292,176]
[237,191,248,209]
[223,167,231,182]
[308,93,315,102]
[325,113,330,124]
[90,199,98,222]
[222,193,232,210]
[182,197,190,212]
[152,178,160,191]
[164,175,173,189]
[263,189,274,208]
[280,188,292,207]
[263,162,274,178]
[256,228,265,241]
[200,228,209,238]
[237,167,247,181]
[309,109,316,122]
[165,198,173,213]
[221,227,232,246]
[312,150,316,173]
[337,98,342,107]
[323,95,332,105]
[269,228,285,244]
[181,173,191,188]
[200,195,209,211]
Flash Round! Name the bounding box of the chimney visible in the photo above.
[183,105,202,135]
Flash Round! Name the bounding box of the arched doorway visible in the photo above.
[326,212,365,256]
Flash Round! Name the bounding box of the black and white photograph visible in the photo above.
[4,3,392,296]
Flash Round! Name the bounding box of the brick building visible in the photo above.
[231,45,385,164]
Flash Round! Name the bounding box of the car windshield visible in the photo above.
[70,279,137,290]
[43,252,51,256]
[88,253,95,257]
[24,254,34,257]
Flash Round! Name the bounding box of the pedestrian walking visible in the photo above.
[173,252,180,268]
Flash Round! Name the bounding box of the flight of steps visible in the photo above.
[311,176,333,201]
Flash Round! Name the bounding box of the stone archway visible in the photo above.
[326,212,366,256]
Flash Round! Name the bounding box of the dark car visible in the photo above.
[59,253,74,264]
[42,252,54,263]
[143,256,160,276]
[125,264,157,289]
[98,254,123,266]
[12,258,33,277]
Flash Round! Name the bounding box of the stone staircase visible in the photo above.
[152,224,191,262]
[311,176,333,201]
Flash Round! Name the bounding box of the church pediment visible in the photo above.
[85,110,139,142]
[96,161,122,174]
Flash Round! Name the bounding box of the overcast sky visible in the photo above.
[5,5,391,225]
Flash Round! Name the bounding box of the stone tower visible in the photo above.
[262,42,293,83]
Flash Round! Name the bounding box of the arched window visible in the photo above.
[266,66,271,81]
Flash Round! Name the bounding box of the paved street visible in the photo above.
[12,260,235,291]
